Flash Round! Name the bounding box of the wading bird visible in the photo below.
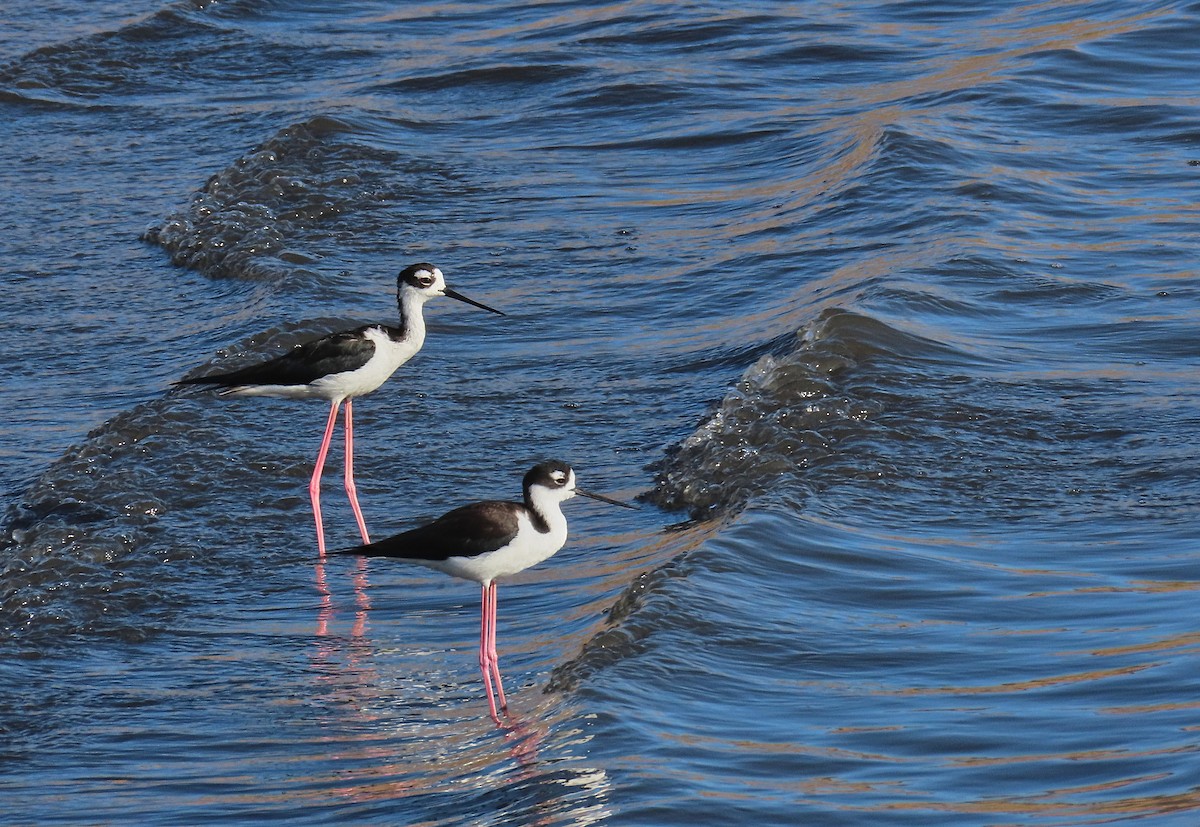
[336,460,634,718]
[177,263,504,553]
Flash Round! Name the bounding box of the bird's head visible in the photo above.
[396,263,504,315]
[524,460,635,510]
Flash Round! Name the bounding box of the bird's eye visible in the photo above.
[418,277,433,287]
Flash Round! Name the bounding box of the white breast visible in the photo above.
[424,509,570,586]
[311,326,423,401]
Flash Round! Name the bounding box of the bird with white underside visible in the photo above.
[335,460,635,719]
[175,263,504,554]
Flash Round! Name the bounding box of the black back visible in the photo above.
[339,500,522,562]
[176,325,392,388]
[337,460,576,561]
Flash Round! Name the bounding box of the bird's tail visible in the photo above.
[172,375,248,396]
[173,375,222,386]
[330,543,377,557]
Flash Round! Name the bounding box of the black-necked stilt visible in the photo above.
[335,460,634,718]
[176,263,504,554]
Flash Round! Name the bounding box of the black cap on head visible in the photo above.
[398,263,439,288]
[524,460,573,491]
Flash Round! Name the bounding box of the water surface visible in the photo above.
[2,0,1199,823]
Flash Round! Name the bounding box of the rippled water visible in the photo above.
[3,0,1199,823]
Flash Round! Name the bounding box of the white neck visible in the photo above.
[398,289,429,346]
[526,486,572,537]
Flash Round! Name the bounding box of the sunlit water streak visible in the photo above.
[2,0,1199,824]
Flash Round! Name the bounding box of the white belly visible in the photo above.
[225,326,422,402]
[422,512,570,585]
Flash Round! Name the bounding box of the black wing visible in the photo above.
[338,501,522,561]
[177,326,379,388]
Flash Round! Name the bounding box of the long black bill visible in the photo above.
[443,286,505,316]
[577,488,638,509]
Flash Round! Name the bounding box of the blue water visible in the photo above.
[3,1,1200,823]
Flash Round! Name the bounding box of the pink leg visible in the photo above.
[487,582,508,711]
[480,583,500,719]
[309,400,341,556]
[343,399,371,544]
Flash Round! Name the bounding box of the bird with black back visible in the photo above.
[335,460,635,719]
[176,264,504,553]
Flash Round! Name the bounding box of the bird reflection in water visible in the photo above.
[314,553,372,639]
[320,698,609,826]
[305,576,610,824]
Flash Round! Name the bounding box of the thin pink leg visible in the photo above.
[480,583,500,719]
[487,582,508,711]
[343,398,371,544]
[309,400,341,556]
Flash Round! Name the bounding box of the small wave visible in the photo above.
[377,63,588,93]
[143,117,397,281]
[540,126,790,153]
[0,316,354,648]
[0,400,186,646]
[0,2,376,104]
[578,14,778,49]
[0,6,224,100]
[646,308,974,518]
[560,81,695,114]
[0,86,113,111]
